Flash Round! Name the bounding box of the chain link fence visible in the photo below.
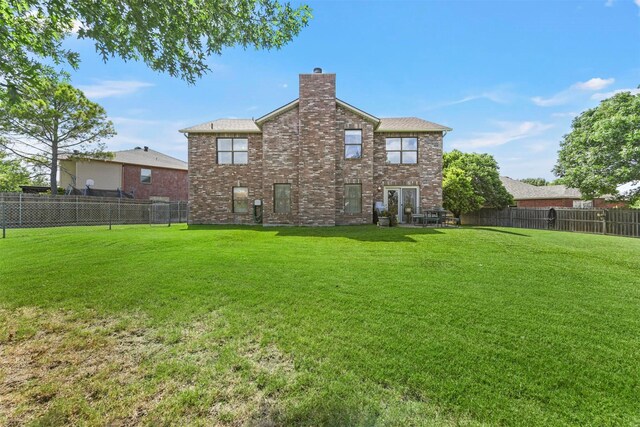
[0,193,188,236]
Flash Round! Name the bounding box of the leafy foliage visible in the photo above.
[442,166,485,218]
[553,90,640,202]
[0,150,30,191]
[519,177,549,186]
[442,150,513,216]
[0,76,115,193]
[0,0,312,94]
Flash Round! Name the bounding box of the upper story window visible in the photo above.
[217,138,248,165]
[386,137,418,164]
[140,168,152,184]
[344,130,362,159]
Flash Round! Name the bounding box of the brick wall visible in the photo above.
[517,198,576,208]
[298,73,337,226]
[262,107,300,225]
[335,105,375,225]
[373,132,443,210]
[188,133,263,224]
[122,165,188,201]
[187,72,445,226]
[517,198,628,208]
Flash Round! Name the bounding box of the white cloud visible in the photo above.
[591,87,640,101]
[449,121,554,149]
[573,77,615,91]
[551,111,579,118]
[532,77,615,106]
[280,83,288,89]
[78,80,154,99]
[605,0,614,6]
[436,87,513,109]
[636,0,640,8]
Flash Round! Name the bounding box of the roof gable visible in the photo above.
[255,99,299,125]
[336,99,380,124]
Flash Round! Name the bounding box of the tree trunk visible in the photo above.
[50,140,57,195]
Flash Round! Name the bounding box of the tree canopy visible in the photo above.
[0,77,115,194]
[519,177,550,187]
[442,150,513,217]
[1,0,312,94]
[553,90,640,201]
[442,166,485,218]
[0,150,31,191]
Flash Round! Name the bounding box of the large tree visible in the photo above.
[442,150,513,217]
[0,78,115,194]
[1,0,312,95]
[442,166,485,218]
[553,90,640,201]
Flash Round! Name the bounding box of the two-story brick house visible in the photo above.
[180,69,451,226]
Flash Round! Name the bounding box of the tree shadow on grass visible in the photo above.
[466,226,531,237]
[184,224,444,242]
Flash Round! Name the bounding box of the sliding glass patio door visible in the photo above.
[384,187,419,223]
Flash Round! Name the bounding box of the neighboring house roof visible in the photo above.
[61,148,188,171]
[181,100,450,133]
[112,148,188,170]
[500,176,582,200]
[376,117,452,132]
[179,119,261,134]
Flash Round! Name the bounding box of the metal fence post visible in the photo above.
[108,204,112,230]
[2,199,6,239]
[168,203,172,227]
[19,193,22,226]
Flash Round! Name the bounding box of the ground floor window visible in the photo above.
[344,184,362,214]
[233,187,249,213]
[274,184,291,214]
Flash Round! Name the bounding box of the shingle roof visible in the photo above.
[180,110,451,134]
[376,117,452,132]
[111,148,188,170]
[500,176,582,200]
[179,119,261,133]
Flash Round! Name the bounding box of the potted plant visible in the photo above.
[377,210,396,227]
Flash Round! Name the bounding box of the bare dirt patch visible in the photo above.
[0,307,297,426]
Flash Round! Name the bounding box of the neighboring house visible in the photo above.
[180,69,451,226]
[59,147,188,201]
[500,176,624,208]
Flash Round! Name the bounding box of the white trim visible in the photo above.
[336,99,380,124]
[255,99,299,124]
[375,128,452,133]
[383,186,420,224]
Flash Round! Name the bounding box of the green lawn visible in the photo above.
[1,225,639,426]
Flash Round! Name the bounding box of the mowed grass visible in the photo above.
[1,224,639,426]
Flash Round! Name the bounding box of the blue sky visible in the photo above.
[64,0,640,179]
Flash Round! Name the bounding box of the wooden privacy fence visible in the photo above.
[0,193,188,231]
[461,207,640,238]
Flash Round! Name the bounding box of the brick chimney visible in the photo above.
[298,69,337,225]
